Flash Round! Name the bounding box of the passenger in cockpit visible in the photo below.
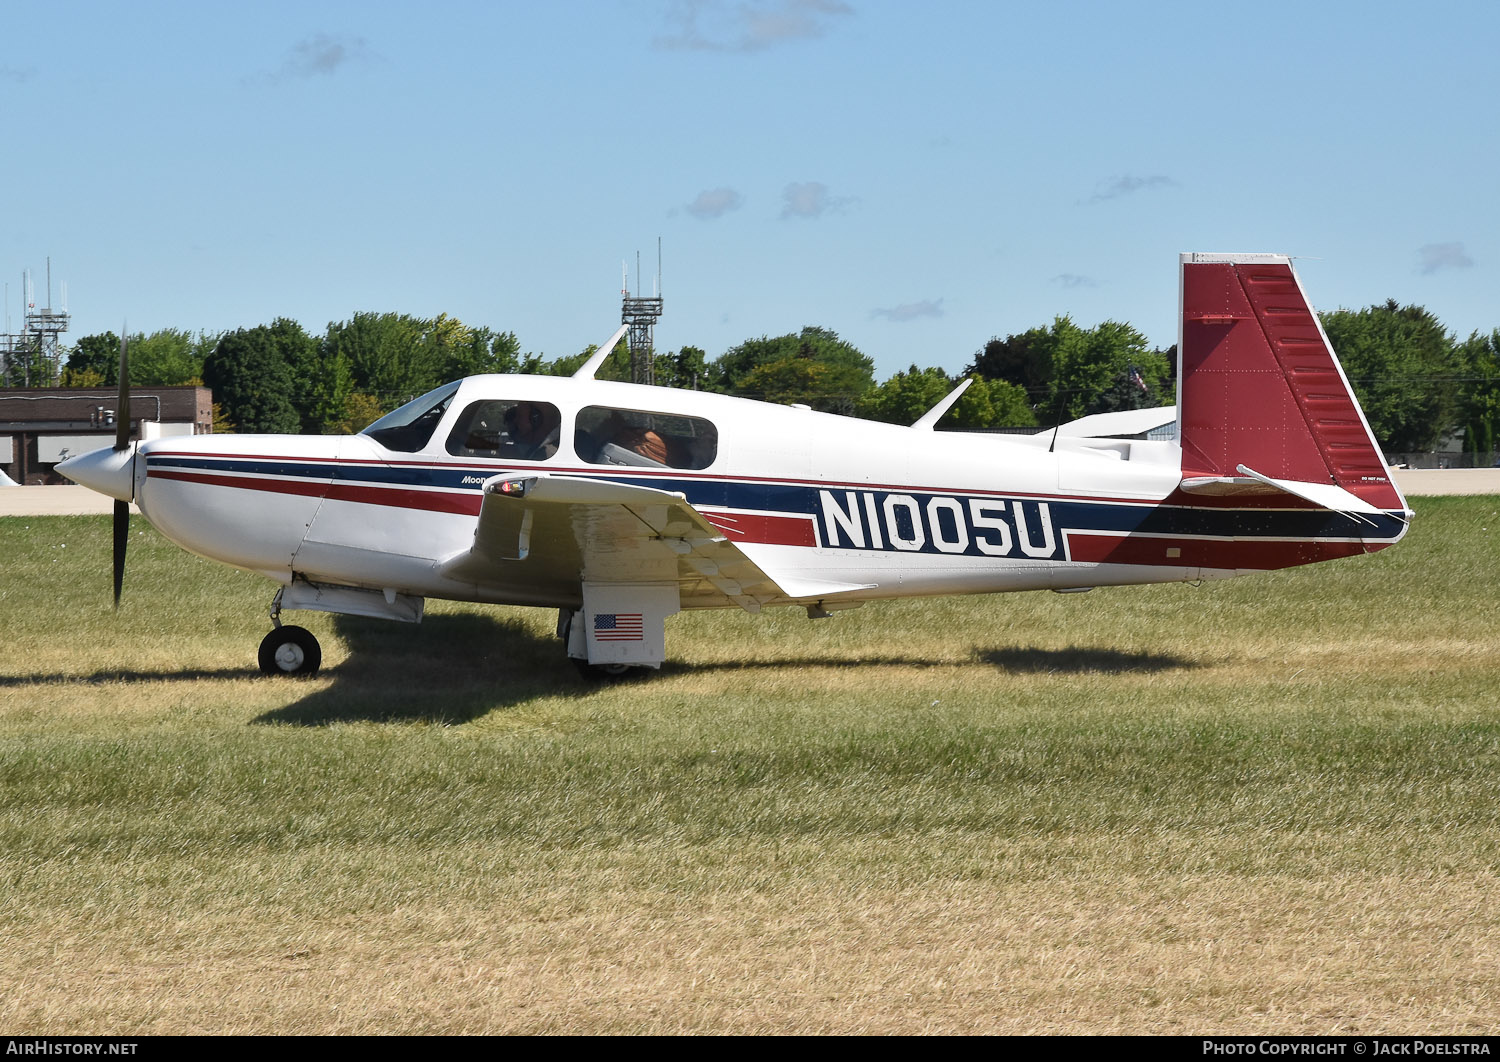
[611,423,669,465]
[506,401,561,460]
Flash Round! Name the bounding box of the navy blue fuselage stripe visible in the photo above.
[146,455,1406,543]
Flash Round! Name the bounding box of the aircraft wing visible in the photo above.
[437,473,868,612]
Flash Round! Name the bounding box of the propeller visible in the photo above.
[112,330,131,607]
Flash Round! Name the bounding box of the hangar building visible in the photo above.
[0,386,213,485]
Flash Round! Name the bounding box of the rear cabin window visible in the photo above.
[574,405,717,470]
[445,399,562,462]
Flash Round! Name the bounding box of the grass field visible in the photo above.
[2,497,1498,1034]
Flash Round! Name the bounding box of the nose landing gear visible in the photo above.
[258,624,322,676]
[259,588,322,676]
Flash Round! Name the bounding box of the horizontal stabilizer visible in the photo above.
[1051,405,1177,439]
[1178,475,1281,497]
[1233,465,1383,521]
[1180,464,1386,523]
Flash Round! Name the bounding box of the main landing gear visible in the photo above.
[259,588,322,676]
[558,609,643,682]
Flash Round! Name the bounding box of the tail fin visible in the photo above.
[1176,252,1406,513]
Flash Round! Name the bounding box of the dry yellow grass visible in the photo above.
[8,851,1498,1034]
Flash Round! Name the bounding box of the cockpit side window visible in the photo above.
[575,405,717,470]
[445,399,562,462]
[360,381,461,453]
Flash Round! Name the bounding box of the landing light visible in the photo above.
[491,477,536,498]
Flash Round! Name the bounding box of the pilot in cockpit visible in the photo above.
[505,401,561,460]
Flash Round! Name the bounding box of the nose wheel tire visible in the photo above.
[258,625,323,676]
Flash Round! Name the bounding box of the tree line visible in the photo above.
[39,301,1500,454]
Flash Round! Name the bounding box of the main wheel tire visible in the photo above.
[258,625,323,676]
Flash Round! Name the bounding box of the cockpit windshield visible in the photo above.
[360,381,461,453]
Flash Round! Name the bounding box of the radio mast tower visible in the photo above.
[2,259,70,386]
[621,240,663,386]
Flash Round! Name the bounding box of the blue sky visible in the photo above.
[4,0,1496,378]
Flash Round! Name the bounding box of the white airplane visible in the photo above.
[59,253,1410,678]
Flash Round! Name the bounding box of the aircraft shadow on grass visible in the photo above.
[254,612,576,727]
[675,642,1200,675]
[255,609,1194,726]
[257,614,998,725]
[0,667,264,687]
[975,646,1198,674]
[2,619,1198,723]
[667,645,1198,676]
[256,617,1201,726]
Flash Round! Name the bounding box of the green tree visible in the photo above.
[957,376,1036,428]
[1046,318,1166,422]
[1321,300,1460,451]
[857,366,1038,428]
[65,329,219,388]
[735,356,833,408]
[257,318,341,433]
[965,327,1054,402]
[193,331,222,374]
[656,345,708,389]
[129,328,206,385]
[855,365,955,424]
[66,332,121,386]
[59,365,106,388]
[712,326,874,413]
[443,328,545,378]
[421,313,541,382]
[336,392,386,435]
[323,313,441,412]
[539,341,704,388]
[967,317,1167,423]
[202,326,302,434]
[1456,329,1500,457]
[540,335,631,380]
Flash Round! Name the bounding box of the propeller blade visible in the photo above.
[114,327,131,607]
[114,329,131,452]
[113,499,129,608]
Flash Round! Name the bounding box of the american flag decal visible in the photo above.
[594,612,645,641]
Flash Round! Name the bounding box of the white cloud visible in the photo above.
[686,187,745,219]
[872,299,944,322]
[1085,174,1177,204]
[780,181,853,219]
[1417,242,1474,275]
[656,0,853,53]
[288,33,369,76]
[248,33,372,84]
[1052,274,1098,288]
